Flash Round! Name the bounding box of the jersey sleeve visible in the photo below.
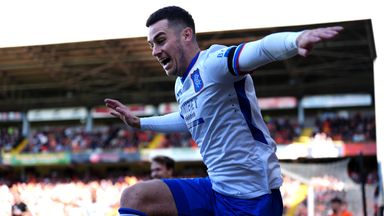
[140,112,189,133]
[203,32,300,83]
[228,32,301,76]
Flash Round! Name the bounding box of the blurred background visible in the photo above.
[0,1,382,216]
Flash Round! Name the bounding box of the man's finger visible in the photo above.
[110,111,120,118]
[116,107,128,116]
[327,26,344,31]
[106,103,117,109]
[105,98,124,107]
[298,48,310,57]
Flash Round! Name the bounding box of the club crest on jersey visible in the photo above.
[191,68,203,92]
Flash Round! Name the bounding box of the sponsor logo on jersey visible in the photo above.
[191,68,203,92]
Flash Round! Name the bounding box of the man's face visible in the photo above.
[147,19,187,77]
[331,202,341,212]
[151,161,173,179]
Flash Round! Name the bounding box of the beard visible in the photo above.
[174,40,188,77]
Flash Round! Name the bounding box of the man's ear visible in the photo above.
[182,27,194,41]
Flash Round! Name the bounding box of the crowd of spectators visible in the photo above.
[0,176,137,216]
[0,127,22,152]
[0,125,194,153]
[25,126,197,153]
[265,116,301,144]
[0,112,376,153]
[314,112,376,143]
[0,112,377,215]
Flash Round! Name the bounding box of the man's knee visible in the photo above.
[120,182,150,208]
[119,179,177,215]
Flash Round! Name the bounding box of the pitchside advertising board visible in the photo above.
[0,112,22,122]
[0,142,376,166]
[17,105,156,122]
[27,107,87,121]
[1,152,141,166]
[91,105,156,118]
[2,152,71,166]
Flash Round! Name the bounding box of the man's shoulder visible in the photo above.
[205,44,229,55]
[200,44,231,66]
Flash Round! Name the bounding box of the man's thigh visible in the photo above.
[214,189,283,216]
[162,177,215,216]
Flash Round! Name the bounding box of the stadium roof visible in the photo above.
[0,19,375,112]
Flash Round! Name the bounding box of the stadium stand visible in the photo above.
[0,19,378,215]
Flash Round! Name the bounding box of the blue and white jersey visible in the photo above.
[175,44,283,199]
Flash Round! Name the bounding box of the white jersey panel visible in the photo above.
[175,45,282,199]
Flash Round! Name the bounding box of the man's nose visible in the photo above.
[152,45,161,57]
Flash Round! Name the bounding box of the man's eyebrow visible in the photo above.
[151,32,165,43]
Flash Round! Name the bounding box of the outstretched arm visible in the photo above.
[231,26,343,74]
[105,98,189,133]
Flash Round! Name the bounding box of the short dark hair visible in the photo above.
[330,197,342,204]
[146,6,195,33]
[152,155,175,170]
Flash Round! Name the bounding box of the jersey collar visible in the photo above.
[181,51,200,83]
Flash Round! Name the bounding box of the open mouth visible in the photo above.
[160,58,171,67]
